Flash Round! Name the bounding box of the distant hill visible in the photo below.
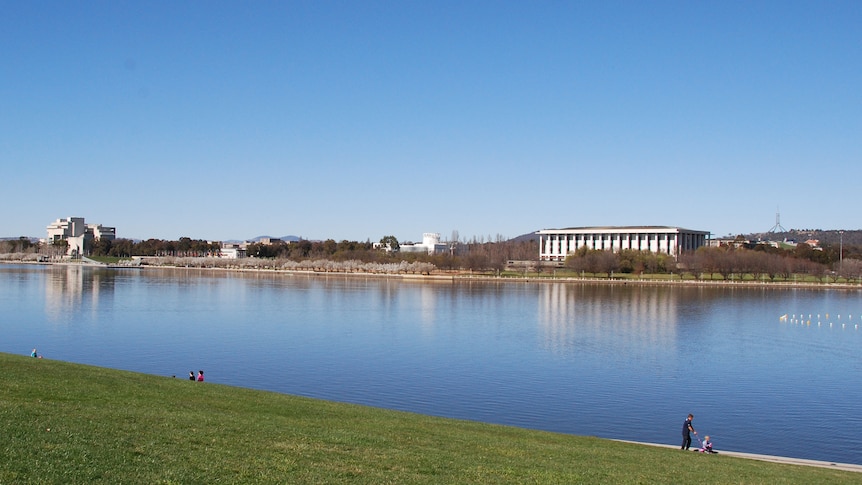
[248,235,301,243]
[508,231,540,243]
[744,229,862,246]
[0,236,40,243]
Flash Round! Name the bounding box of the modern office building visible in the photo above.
[46,217,116,256]
[537,226,710,261]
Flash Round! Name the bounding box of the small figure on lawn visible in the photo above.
[700,435,716,454]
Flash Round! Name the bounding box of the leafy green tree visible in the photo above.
[52,239,69,254]
[108,239,135,258]
[90,238,113,256]
[177,237,193,256]
[290,240,312,259]
[321,239,337,255]
[379,236,399,252]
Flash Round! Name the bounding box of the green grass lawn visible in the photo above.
[82,255,130,264]
[0,353,857,484]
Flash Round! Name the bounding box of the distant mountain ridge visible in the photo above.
[0,237,41,243]
[247,235,301,243]
[509,231,540,243]
[744,229,862,246]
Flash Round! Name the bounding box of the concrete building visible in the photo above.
[256,238,282,245]
[375,233,449,254]
[537,226,710,261]
[219,243,247,259]
[46,217,116,256]
[399,233,449,254]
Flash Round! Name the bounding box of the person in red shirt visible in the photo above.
[197,370,204,382]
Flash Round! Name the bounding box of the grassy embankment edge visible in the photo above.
[1,353,858,484]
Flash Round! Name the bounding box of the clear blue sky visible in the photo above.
[2,1,860,242]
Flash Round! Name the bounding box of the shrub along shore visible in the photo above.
[1,353,858,484]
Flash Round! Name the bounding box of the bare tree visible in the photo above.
[837,259,862,283]
[597,250,619,277]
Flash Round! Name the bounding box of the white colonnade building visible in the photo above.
[537,226,710,261]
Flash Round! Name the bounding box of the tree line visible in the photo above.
[563,241,861,281]
[0,235,540,273]
[4,234,861,280]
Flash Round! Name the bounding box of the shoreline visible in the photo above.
[613,440,862,473]
[4,259,862,290]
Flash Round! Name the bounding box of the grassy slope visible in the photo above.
[0,354,856,484]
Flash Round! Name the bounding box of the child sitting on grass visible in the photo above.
[700,435,715,453]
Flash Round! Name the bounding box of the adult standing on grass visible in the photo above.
[681,414,697,450]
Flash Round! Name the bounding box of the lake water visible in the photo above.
[2,264,861,465]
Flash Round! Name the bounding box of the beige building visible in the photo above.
[219,243,247,259]
[46,217,116,256]
[537,226,709,261]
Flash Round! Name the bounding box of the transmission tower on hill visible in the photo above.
[768,208,787,233]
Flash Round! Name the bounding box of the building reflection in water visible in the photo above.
[537,283,680,357]
[417,284,437,329]
[44,266,86,321]
[44,266,115,322]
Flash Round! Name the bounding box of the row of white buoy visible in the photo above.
[779,313,859,329]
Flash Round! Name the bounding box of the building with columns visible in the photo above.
[537,226,710,261]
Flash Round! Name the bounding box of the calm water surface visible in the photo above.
[2,264,861,465]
